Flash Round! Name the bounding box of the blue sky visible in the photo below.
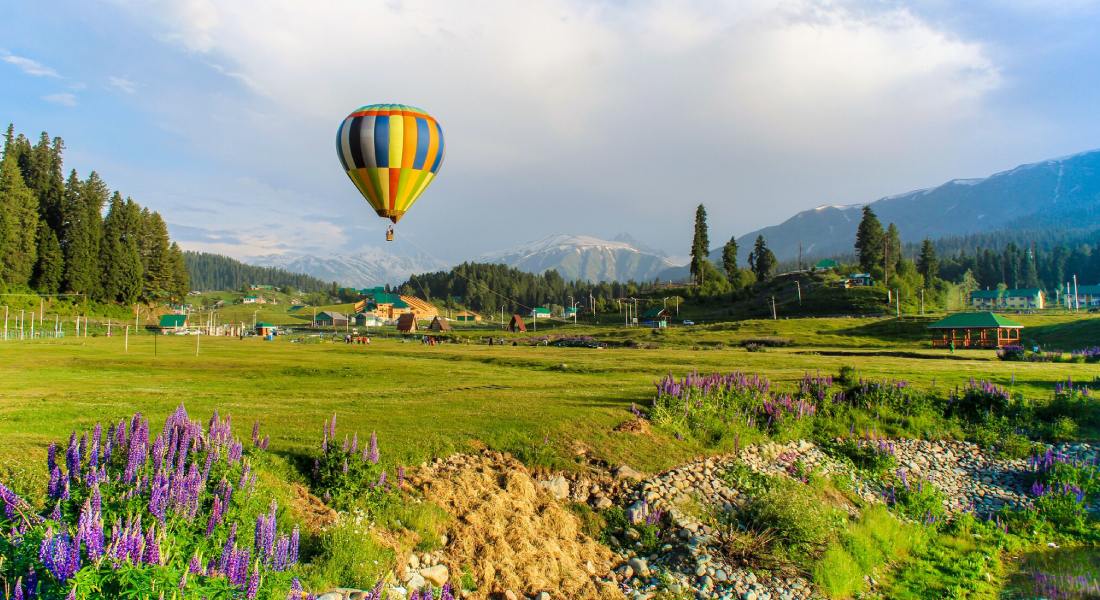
[3,0,1100,262]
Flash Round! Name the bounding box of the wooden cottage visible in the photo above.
[315,311,348,327]
[927,312,1023,349]
[454,311,481,323]
[428,316,452,332]
[396,313,418,333]
[508,314,527,333]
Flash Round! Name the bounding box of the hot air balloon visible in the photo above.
[336,103,445,241]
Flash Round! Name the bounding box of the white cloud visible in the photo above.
[42,92,78,107]
[108,76,138,94]
[115,0,1005,256]
[1,52,60,77]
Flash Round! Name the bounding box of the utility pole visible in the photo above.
[1073,274,1079,312]
[920,289,925,316]
[795,281,802,305]
[633,298,639,326]
[771,296,777,320]
[196,330,200,356]
[39,297,44,321]
[3,305,7,341]
[675,296,680,316]
[895,290,900,318]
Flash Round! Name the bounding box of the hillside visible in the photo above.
[185,251,334,292]
[248,247,446,288]
[732,149,1100,262]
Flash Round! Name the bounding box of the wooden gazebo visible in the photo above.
[927,312,1023,349]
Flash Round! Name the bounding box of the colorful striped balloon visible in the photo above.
[336,103,445,224]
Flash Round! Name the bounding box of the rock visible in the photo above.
[594,496,613,509]
[626,500,648,524]
[615,465,644,481]
[541,476,570,500]
[628,557,649,578]
[408,553,420,570]
[420,564,449,586]
[535,593,551,600]
[404,573,426,590]
[504,592,518,600]
[316,594,343,600]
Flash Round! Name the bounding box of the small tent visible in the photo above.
[396,313,418,333]
[428,316,452,332]
[508,314,527,332]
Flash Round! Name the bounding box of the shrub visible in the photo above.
[947,379,1011,422]
[309,414,392,511]
[739,337,792,348]
[883,472,947,527]
[836,365,857,387]
[997,345,1027,361]
[741,478,840,556]
[827,438,897,477]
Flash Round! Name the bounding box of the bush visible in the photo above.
[884,473,947,527]
[309,414,392,511]
[997,345,1027,361]
[827,438,897,477]
[739,337,792,348]
[947,379,1011,422]
[836,365,857,387]
[742,478,840,556]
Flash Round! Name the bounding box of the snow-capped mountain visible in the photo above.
[480,234,685,282]
[248,248,447,288]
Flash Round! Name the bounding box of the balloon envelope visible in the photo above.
[336,103,445,223]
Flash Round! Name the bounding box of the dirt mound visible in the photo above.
[414,451,622,599]
[613,417,650,435]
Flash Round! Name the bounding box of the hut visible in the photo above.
[353,312,384,327]
[641,306,670,327]
[927,312,1023,349]
[255,322,277,337]
[814,258,838,271]
[508,314,527,332]
[315,311,348,327]
[428,316,452,332]
[396,313,418,333]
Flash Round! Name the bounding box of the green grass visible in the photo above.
[813,505,925,598]
[1,318,1098,476]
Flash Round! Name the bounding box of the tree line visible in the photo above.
[184,251,334,293]
[689,203,776,296]
[0,125,188,303]
[400,262,658,315]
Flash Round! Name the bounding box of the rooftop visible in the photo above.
[927,312,1023,329]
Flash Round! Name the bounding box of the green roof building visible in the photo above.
[158,314,188,329]
[814,258,838,270]
[969,288,1045,310]
[927,312,1022,349]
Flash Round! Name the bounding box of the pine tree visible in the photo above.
[885,223,902,275]
[1023,247,1040,288]
[690,204,710,285]
[101,193,143,303]
[62,170,106,297]
[32,220,64,293]
[748,235,777,281]
[854,206,884,274]
[721,236,739,284]
[168,242,190,300]
[140,210,174,299]
[0,151,39,286]
[916,239,939,288]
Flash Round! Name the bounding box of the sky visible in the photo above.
[3,0,1100,264]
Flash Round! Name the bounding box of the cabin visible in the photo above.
[396,313,418,333]
[641,306,670,327]
[564,306,578,319]
[242,295,265,304]
[844,273,874,288]
[927,312,1023,349]
[315,311,348,327]
[530,307,551,319]
[454,311,481,323]
[1063,284,1100,309]
[364,292,412,320]
[255,322,277,337]
[970,288,1045,310]
[509,314,527,333]
[353,312,384,327]
[814,258,838,271]
[158,314,188,332]
[428,316,452,332]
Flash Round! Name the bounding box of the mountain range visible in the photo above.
[240,148,1100,287]
[248,248,448,289]
[731,149,1100,263]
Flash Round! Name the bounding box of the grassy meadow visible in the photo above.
[3,314,1098,480]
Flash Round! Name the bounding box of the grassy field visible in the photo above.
[3,316,1097,479]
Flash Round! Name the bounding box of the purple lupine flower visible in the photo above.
[351,432,359,453]
[288,578,303,600]
[289,526,300,564]
[398,466,406,488]
[377,470,387,489]
[246,563,261,599]
[367,431,379,464]
[189,552,203,574]
[13,579,24,600]
[252,421,261,446]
